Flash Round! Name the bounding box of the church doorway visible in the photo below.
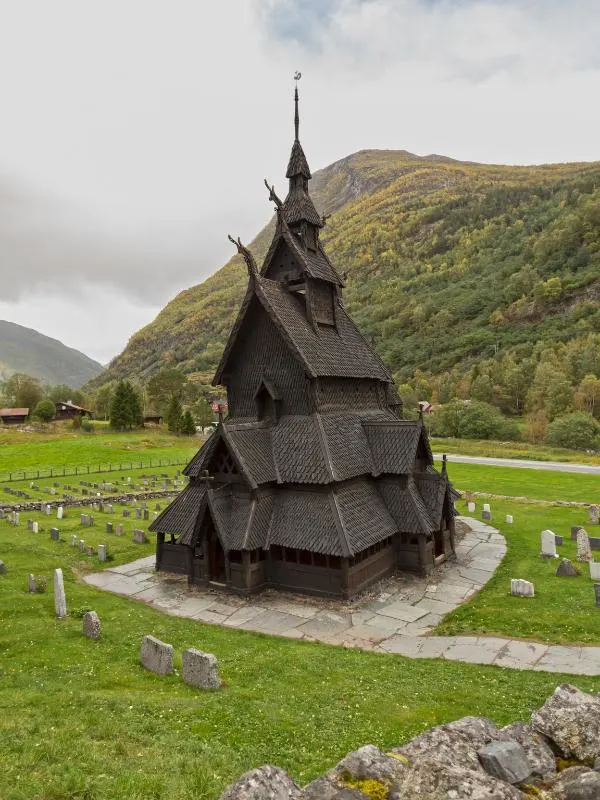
[433,528,445,560]
[208,527,226,583]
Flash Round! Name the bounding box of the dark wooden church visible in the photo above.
[150,86,457,599]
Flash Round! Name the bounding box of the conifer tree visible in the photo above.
[166,396,184,433]
[110,381,143,430]
[181,409,197,436]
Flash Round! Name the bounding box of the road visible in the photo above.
[433,453,600,475]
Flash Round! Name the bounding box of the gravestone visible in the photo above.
[88,516,95,527]
[511,578,534,597]
[505,515,513,524]
[467,502,476,513]
[81,513,89,526]
[28,573,36,592]
[86,546,95,557]
[45,505,51,515]
[155,504,161,511]
[482,510,492,521]
[589,505,599,525]
[483,503,491,513]
[143,509,149,521]
[571,525,584,540]
[123,510,131,518]
[71,534,78,547]
[577,529,593,562]
[53,568,68,617]
[555,535,564,546]
[590,561,600,581]
[595,584,600,607]
[540,530,558,558]
[0,560,6,575]
[140,635,173,675]
[106,504,114,514]
[182,648,221,689]
[50,527,60,542]
[133,529,148,544]
[57,506,64,520]
[556,558,580,577]
[106,522,113,534]
[98,544,107,562]
[135,508,142,520]
[13,512,19,525]
[79,539,85,552]
[153,512,158,521]
[32,521,39,534]
[83,610,101,640]
[116,523,124,536]
[27,519,33,531]
[590,537,600,551]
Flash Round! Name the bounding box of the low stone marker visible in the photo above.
[140,635,173,675]
[45,505,51,516]
[50,527,60,542]
[590,537,600,551]
[182,648,221,689]
[540,530,558,558]
[98,544,107,562]
[71,534,78,547]
[505,515,513,524]
[53,568,68,617]
[477,740,530,785]
[589,505,599,525]
[590,561,600,581]
[123,510,131,518]
[83,610,101,640]
[79,539,85,552]
[556,558,580,577]
[511,578,534,597]
[27,519,33,531]
[28,573,36,592]
[133,529,148,544]
[467,502,476,513]
[483,503,491,513]
[555,535,564,546]
[32,521,39,534]
[0,560,6,575]
[577,529,593,562]
[57,506,64,520]
[595,584,600,607]
[482,510,492,521]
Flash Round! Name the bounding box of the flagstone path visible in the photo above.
[83,517,600,676]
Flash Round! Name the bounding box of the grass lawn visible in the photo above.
[0,427,198,477]
[1,514,599,800]
[430,436,600,465]
[437,497,600,644]
[447,461,600,504]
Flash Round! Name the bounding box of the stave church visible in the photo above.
[150,85,457,599]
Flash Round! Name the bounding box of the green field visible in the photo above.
[446,461,600,504]
[430,436,600,465]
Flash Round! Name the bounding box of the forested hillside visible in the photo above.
[93,149,600,422]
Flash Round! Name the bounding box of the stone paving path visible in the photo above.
[83,518,600,676]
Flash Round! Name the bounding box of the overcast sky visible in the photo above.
[0,0,599,366]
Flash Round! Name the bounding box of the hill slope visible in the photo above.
[0,320,104,387]
[94,149,600,390]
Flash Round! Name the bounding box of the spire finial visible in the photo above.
[294,71,301,140]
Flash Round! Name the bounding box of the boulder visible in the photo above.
[531,684,600,761]
[498,721,556,779]
[545,765,600,800]
[477,740,531,784]
[219,765,303,800]
[395,757,525,799]
[333,744,406,788]
[444,716,501,749]
[302,777,369,799]
[392,718,499,773]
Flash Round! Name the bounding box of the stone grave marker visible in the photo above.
[106,522,113,534]
[71,534,78,547]
[482,510,492,521]
[140,635,173,675]
[483,503,491,513]
[571,525,584,540]
[88,516,95,527]
[143,509,149,521]
[595,584,600,607]
[106,504,114,514]
[589,505,599,525]
[135,508,142,520]
[27,519,33,531]
[53,568,68,617]
[590,536,600,551]
[116,523,124,536]
[45,505,51,515]
[13,512,19,525]
[81,513,88,526]
[79,539,86,552]
[57,506,64,520]
[182,648,221,689]
[83,611,101,640]
[98,544,107,562]
[50,527,60,542]
[577,529,593,562]
[32,521,39,534]
[153,512,158,521]
[86,546,95,557]
[510,578,534,597]
[123,510,131,518]
[505,515,513,524]
[590,561,600,581]
[133,529,148,544]
[540,530,558,558]
[0,560,6,575]
[467,502,476,513]
[28,573,36,592]
[556,558,580,577]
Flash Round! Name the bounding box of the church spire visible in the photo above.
[294,80,299,141]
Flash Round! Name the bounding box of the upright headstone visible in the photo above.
[589,505,600,525]
[32,521,39,534]
[133,529,148,544]
[13,512,19,526]
[140,635,173,675]
[79,539,85,552]
[88,515,95,527]
[182,648,221,689]
[577,529,593,562]
[0,560,6,575]
[116,523,124,536]
[590,561,600,581]
[83,610,101,640]
[71,534,78,547]
[482,510,492,521]
[505,515,513,524]
[143,509,149,521]
[27,518,34,531]
[556,558,580,577]
[510,578,534,597]
[98,544,107,562]
[467,502,476,513]
[571,525,584,541]
[81,513,88,526]
[595,584,600,607]
[53,568,67,617]
[483,503,491,513]
[45,505,51,516]
[57,506,64,520]
[50,527,60,542]
[540,530,558,559]
[106,522,113,534]
[28,573,36,592]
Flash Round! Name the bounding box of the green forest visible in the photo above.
[88,149,600,445]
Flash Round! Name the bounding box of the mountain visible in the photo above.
[0,320,104,387]
[92,149,600,395]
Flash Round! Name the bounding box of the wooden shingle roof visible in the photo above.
[149,481,207,544]
[286,139,311,179]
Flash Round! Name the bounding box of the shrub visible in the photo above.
[546,412,600,451]
[33,399,55,423]
[432,400,520,441]
[81,418,94,433]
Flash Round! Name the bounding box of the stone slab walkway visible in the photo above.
[83,518,600,676]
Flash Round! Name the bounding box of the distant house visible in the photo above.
[143,415,163,426]
[0,408,29,425]
[54,401,92,420]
